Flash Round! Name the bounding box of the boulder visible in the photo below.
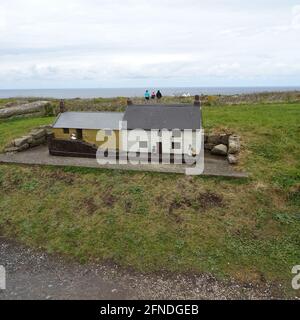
[5,143,29,153]
[204,143,215,151]
[14,136,32,147]
[211,144,228,156]
[228,154,238,165]
[228,135,240,154]
[207,135,220,145]
[5,146,20,153]
[30,128,46,139]
[38,125,52,136]
[30,137,46,147]
[45,129,53,136]
[219,134,230,146]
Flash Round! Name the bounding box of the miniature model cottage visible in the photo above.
[49,97,202,161]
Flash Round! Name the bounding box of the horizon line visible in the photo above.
[1,85,300,91]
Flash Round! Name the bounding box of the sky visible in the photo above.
[0,0,300,89]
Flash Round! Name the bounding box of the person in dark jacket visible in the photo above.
[156,90,162,101]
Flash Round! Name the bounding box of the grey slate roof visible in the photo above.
[123,105,201,130]
[53,112,124,130]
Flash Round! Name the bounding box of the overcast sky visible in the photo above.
[0,0,300,88]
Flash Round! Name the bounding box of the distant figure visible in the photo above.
[151,91,156,100]
[156,90,162,101]
[144,90,150,101]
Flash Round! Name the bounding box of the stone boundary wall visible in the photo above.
[204,133,241,165]
[4,126,52,154]
[0,101,51,119]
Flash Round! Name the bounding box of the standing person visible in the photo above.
[144,90,150,102]
[151,91,156,100]
[156,90,162,101]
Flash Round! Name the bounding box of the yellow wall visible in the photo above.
[53,128,121,150]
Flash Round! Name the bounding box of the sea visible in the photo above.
[0,87,299,99]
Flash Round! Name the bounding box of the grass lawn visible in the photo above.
[0,102,299,296]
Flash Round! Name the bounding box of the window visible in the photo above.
[139,141,148,149]
[172,142,181,150]
[172,130,181,138]
[76,129,83,140]
[105,130,112,136]
[63,128,69,134]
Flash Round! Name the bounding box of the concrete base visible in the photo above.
[0,146,248,178]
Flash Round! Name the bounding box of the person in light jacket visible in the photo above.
[144,90,150,101]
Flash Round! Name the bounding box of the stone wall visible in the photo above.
[4,126,52,154]
[0,101,52,119]
[204,133,241,165]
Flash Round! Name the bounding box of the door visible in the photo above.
[157,142,163,163]
[76,129,83,140]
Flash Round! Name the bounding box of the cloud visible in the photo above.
[292,5,300,28]
[0,0,300,88]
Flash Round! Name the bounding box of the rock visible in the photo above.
[211,144,228,156]
[5,143,29,153]
[5,146,20,153]
[17,143,30,151]
[207,135,220,145]
[39,125,52,130]
[37,125,52,135]
[0,101,50,119]
[23,135,34,144]
[30,128,46,139]
[228,135,240,154]
[219,134,230,146]
[228,154,238,165]
[204,143,215,151]
[30,137,46,147]
[46,129,53,136]
[14,136,31,147]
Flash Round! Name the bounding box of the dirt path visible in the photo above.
[0,238,281,300]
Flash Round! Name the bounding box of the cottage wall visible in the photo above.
[52,128,121,150]
[52,128,201,155]
[121,129,200,155]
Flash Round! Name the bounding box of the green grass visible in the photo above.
[0,102,299,297]
[0,116,55,150]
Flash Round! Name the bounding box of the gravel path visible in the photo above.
[0,238,282,300]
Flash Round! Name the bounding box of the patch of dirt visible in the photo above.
[47,171,75,185]
[168,191,224,216]
[81,197,98,215]
[168,202,184,223]
[124,199,132,213]
[102,191,116,207]
[287,184,300,205]
[196,192,224,210]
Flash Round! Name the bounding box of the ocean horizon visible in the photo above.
[0,86,300,99]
